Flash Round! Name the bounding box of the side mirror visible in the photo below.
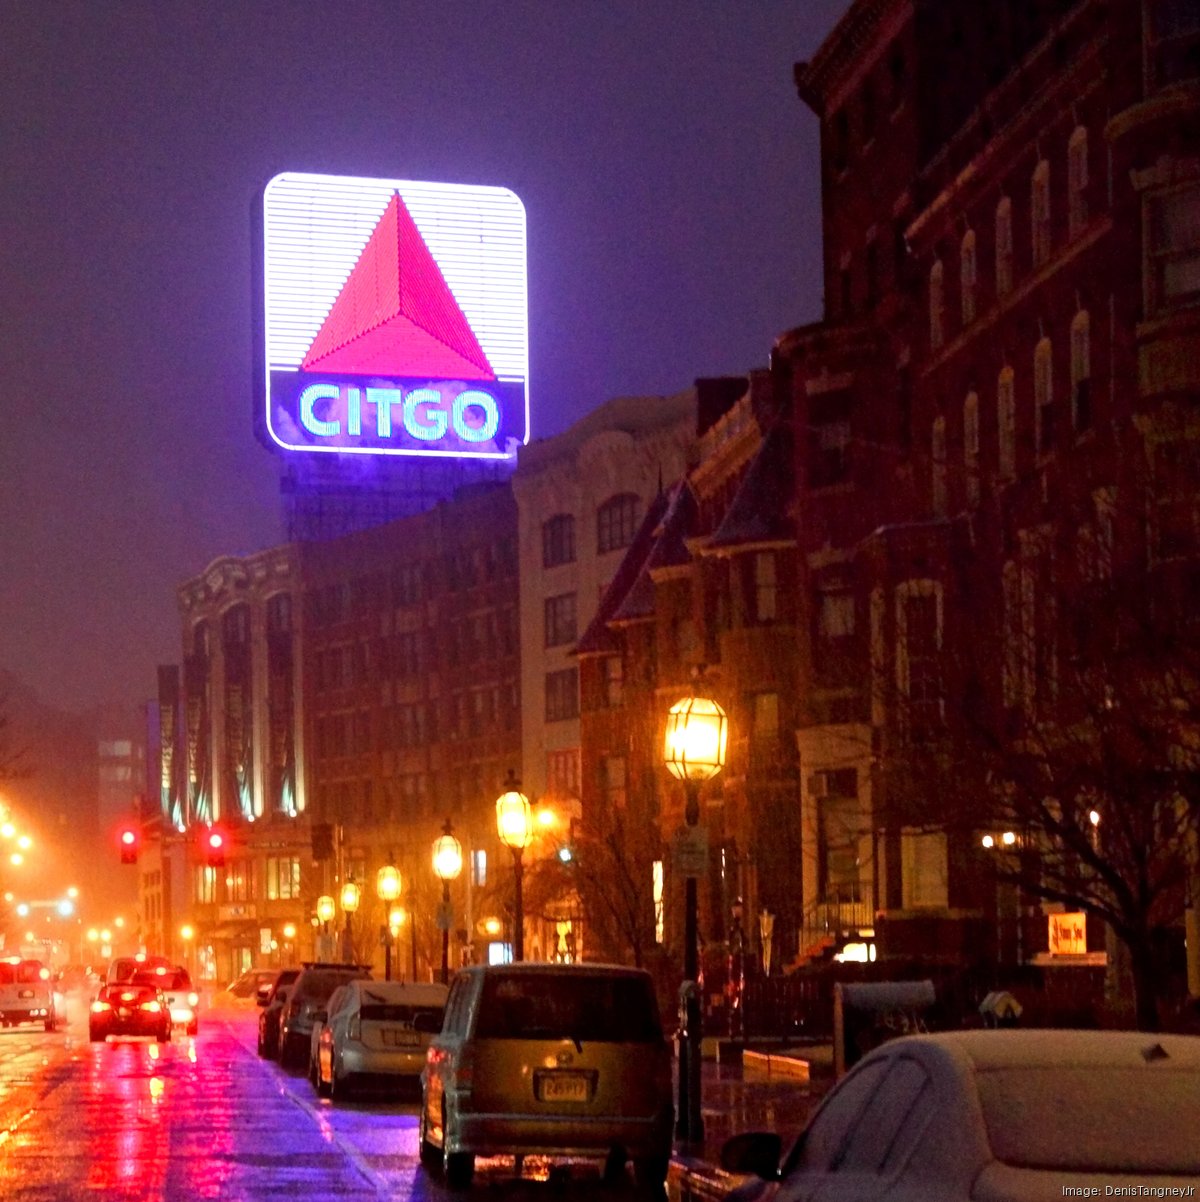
[274,987,290,1006]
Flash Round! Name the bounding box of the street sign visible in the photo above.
[672,825,708,878]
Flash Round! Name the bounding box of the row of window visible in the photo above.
[929,127,1093,352]
[192,856,301,905]
[542,494,643,569]
[306,543,518,630]
[930,311,1093,516]
[312,614,518,692]
[314,685,520,758]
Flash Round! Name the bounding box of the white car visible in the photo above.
[312,979,447,1100]
[721,1029,1200,1201]
[0,958,58,1030]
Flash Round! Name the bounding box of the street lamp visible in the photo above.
[316,894,335,960]
[663,683,728,1146]
[495,771,533,962]
[376,859,403,981]
[340,881,361,962]
[432,819,463,984]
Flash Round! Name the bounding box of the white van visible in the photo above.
[0,958,58,1030]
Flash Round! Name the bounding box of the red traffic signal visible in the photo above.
[204,828,226,868]
[119,826,139,865]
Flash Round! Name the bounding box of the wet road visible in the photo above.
[0,997,655,1201]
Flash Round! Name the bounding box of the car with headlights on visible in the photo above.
[257,967,300,1059]
[719,1029,1200,1202]
[131,965,199,1034]
[278,961,372,1070]
[311,979,447,1099]
[89,981,171,1042]
[420,963,673,1191]
[0,958,59,1030]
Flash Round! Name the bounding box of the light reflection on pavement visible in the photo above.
[0,998,659,1200]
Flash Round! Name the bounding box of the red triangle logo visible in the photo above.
[301,192,495,380]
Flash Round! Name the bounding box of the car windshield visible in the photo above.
[475,973,662,1042]
[978,1066,1200,1174]
[132,969,190,990]
[104,985,159,1005]
[359,1002,444,1025]
[298,971,365,1001]
[0,961,47,985]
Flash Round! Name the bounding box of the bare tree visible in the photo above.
[882,496,1200,1030]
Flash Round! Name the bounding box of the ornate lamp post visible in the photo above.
[663,683,728,1146]
[340,880,360,962]
[432,819,464,983]
[376,859,403,980]
[316,894,335,960]
[495,771,533,962]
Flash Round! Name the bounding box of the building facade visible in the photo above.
[171,545,311,982]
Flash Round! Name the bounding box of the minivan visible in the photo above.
[419,963,673,1190]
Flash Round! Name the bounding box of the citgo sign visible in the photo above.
[259,173,528,460]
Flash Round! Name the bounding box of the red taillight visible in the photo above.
[91,1000,111,1013]
[455,1047,474,1091]
[142,1000,162,1013]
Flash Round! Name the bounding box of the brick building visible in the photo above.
[578,0,1199,1015]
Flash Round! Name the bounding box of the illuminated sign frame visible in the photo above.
[260,172,528,460]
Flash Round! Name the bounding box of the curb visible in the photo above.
[740,1049,811,1080]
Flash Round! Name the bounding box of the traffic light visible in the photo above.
[119,826,139,865]
[204,828,226,868]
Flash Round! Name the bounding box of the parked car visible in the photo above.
[720,1029,1200,1202]
[311,979,447,1099]
[257,968,300,1059]
[0,958,58,1030]
[131,965,199,1034]
[278,962,372,1070]
[89,981,171,1042]
[212,968,279,1009]
[420,963,673,1190]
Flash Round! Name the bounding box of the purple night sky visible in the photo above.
[0,1,848,717]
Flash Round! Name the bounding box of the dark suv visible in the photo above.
[278,962,372,1070]
[257,968,300,1059]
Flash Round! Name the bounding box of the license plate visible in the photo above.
[539,1073,589,1103]
[381,1028,420,1047]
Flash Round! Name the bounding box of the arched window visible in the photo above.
[1070,310,1092,432]
[931,415,947,517]
[929,259,945,351]
[542,513,575,568]
[1067,126,1089,239]
[597,494,640,554]
[1031,159,1051,268]
[995,197,1014,296]
[960,230,977,325]
[997,366,1016,481]
[1034,337,1054,454]
[963,390,981,506]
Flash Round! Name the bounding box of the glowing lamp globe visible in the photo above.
[433,830,463,882]
[340,881,361,913]
[376,864,402,902]
[316,894,336,924]
[495,776,533,851]
[664,693,728,782]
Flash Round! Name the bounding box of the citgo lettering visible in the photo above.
[298,384,500,443]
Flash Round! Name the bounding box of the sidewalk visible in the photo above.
[668,1043,833,1200]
